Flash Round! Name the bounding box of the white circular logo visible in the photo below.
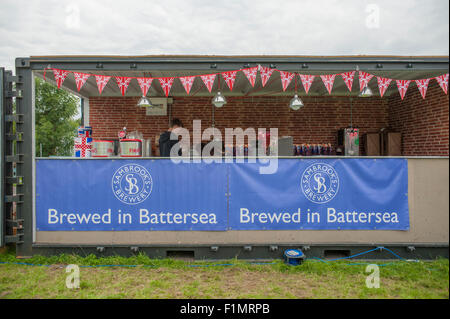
[301,162,339,204]
[112,164,153,205]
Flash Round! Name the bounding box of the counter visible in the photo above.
[33,157,449,247]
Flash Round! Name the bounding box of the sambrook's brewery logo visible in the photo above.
[112,164,153,205]
[301,162,339,204]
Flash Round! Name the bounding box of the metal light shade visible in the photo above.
[137,96,153,107]
[289,94,304,110]
[212,91,227,108]
[358,85,373,98]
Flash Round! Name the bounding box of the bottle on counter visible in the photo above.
[327,143,334,155]
[118,127,127,140]
[311,144,316,155]
[306,144,312,156]
[317,144,322,155]
[322,143,328,156]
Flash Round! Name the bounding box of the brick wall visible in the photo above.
[89,97,170,142]
[387,81,449,156]
[89,95,389,155]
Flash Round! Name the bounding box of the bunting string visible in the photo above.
[44,66,448,100]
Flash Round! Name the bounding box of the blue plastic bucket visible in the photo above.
[283,249,305,266]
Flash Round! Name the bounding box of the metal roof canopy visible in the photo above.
[20,55,449,98]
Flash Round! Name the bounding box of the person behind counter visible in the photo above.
[159,118,183,157]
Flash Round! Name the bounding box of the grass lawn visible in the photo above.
[0,247,448,299]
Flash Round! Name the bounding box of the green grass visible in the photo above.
[0,247,448,299]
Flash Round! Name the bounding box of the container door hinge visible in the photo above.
[5,90,22,98]
[5,234,24,244]
[5,194,23,203]
[6,74,20,84]
[5,133,23,142]
[6,219,24,227]
[6,176,23,185]
[6,155,24,163]
[5,219,24,244]
[5,114,24,124]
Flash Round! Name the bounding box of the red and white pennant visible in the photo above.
[179,76,196,95]
[115,76,132,96]
[52,69,70,89]
[377,77,392,98]
[200,74,216,93]
[136,77,153,96]
[73,72,90,92]
[299,74,315,94]
[94,75,111,95]
[340,71,355,92]
[415,79,430,99]
[396,80,411,100]
[435,73,449,95]
[359,71,374,91]
[242,67,258,87]
[259,65,274,87]
[159,77,175,97]
[221,71,238,91]
[320,74,336,94]
[279,71,295,91]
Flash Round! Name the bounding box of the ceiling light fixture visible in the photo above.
[356,65,374,98]
[358,85,373,98]
[212,74,227,108]
[289,73,304,110]
[137,96,153,107]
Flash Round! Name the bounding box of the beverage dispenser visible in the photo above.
[338,128,360,156]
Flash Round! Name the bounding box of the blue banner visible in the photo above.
[36,160,227,231]
[36,158,409,231]
[229,159,409,230]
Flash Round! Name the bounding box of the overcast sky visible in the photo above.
[0,0,448,71]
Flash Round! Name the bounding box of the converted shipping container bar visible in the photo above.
[13,55,450,259]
